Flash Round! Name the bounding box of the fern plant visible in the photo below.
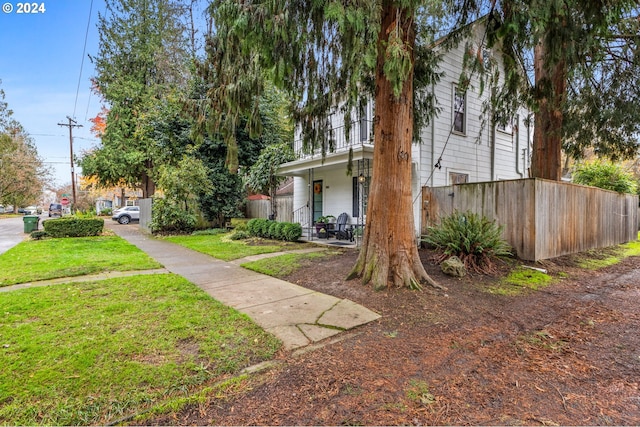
[422,211,512,274]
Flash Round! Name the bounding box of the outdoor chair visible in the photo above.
[329,212,354,241]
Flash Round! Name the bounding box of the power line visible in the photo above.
[73,0,95,119]
[58,117,83,211]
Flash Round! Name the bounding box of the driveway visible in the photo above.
[0,216,30,255]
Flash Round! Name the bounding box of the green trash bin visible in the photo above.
[23,215,40,233]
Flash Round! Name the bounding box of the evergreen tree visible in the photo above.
[0,83,49,209]
[83,0,190,197]
[199,1,464,290]
[491,0,640,178]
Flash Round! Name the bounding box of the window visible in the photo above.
[352,176,369,218]
[497,114,516,135]
[453,88,466,134]
[449,172,469,184]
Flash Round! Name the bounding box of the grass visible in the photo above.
[0,236,162,287]
[163,233,311,261]
[487,267,553,296]
[577,238,640,270]
[405,379,436,406]
[0,274,281,425]
[240,251,330,276]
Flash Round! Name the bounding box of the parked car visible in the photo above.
[111,206,140,224]
[23,206,38,215]
[0,205,4,214]
[49,203,62,218]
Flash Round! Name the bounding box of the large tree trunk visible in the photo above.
[348,3,440,291]
[531,38,566,181]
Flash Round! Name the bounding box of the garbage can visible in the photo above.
[23,215,40,233]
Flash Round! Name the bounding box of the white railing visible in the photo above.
[293,119,374,160]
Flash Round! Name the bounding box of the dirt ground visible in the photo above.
[149,246,640,426]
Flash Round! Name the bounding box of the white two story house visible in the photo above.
[278,20,532,238]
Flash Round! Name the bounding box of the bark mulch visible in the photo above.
[146,247,640,426]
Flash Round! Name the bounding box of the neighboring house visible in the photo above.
[278,20,533,237]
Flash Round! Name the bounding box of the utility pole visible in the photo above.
[58,117,83,211]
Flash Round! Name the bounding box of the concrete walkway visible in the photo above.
[105,223,380,350]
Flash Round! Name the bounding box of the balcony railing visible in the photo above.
[293,119,374,160]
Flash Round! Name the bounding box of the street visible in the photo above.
[0,216,30,255]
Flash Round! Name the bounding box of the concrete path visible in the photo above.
[106,223,380,350]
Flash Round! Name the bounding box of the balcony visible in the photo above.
[293,119,374,161]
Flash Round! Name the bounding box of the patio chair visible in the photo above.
[329,212,354,241]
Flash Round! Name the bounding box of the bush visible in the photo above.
[230,230,249,240]
[30,230,49,240]
[230,218,249,231]
[259,220,272,238]
[268,221,280,239]
[282,222,302,242]
[572,161,638,194]
[247,218,267,237]
[150,198,196,234]
[422,211,512,274]
[42,217,105,238]
[246,219,301,242]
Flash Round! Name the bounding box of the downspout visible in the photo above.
[491,110,496,180]
[430,81,436,187]
[516,113,523,177]
[309,168,314,241]
[525,113,532,177]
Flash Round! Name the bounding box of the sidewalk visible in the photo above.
[106,223,380,350]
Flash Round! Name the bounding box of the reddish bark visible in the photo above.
[348,2,440,291]
[531,39,567,181]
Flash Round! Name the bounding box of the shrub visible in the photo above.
[42,217,105,238]
[247,218,270,237]
[230,218,249,231]
[275,222,287,240]
[150,198,196,234]
[259,220,272,237]
[230,230,249,240]
[246,219,301,242]
[282,222,302,242]
[422,211,512,274]
[246,218,261,236]
[30,230,49,240]
[268,221,280,239]
[572,161,638,194]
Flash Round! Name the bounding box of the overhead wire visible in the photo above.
[412,9,496,208]
[73,0,95,120]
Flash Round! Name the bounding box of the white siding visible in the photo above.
[416,23,531,190]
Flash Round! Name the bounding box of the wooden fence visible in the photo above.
[246,195,293,222]
[138,198,153,233]
[422,178,638,261]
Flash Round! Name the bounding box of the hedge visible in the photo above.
[245,218,302,242]
[43,217,105,238]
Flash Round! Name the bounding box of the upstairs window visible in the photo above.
[453,87,466,134]
[450,172,469,184]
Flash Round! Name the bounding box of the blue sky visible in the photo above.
[0,0,105,186]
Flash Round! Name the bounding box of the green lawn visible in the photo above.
[0,274,281,425]
[0,236,162,286]
[241,251,333,276]
[164,233,312,261]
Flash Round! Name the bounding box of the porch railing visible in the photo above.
[293,205,310,228]
[293,119,374,160]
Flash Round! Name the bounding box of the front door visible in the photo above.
[312,180,323,223]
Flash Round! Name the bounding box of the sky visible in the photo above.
[0,0,106,187]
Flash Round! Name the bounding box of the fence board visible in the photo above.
[246,196,293,222]
[423,178,638,261]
